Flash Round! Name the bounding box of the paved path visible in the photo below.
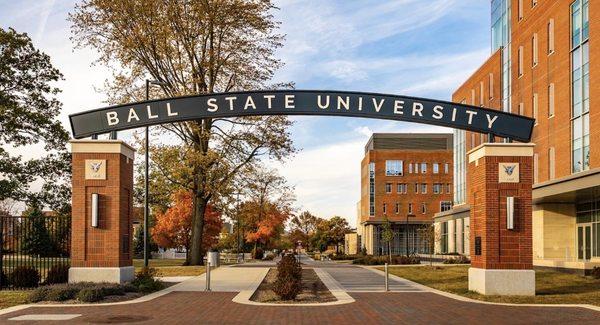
[323,266,424,292]
[2,291,598,324]
[1,260,599,324]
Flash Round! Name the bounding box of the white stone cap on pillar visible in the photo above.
[468,143,535,163]
[69,139,136,160]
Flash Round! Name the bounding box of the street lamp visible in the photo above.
[143,79,166,268]
[405,213,416,257]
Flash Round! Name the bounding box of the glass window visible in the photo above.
[548,19,555,53]
[421,163,427,173]
[385,183,392,193]
[433,183,442,194]
[532,33,538,66]
[395,203,400,214]
[440,201,452,212]
[433,163,439,174]
[408,203,413,215]
[548,83,555,117]
[414,183,419,193]
[571,0,589,173]
[383,203,387,214]
[421,184,427,194]
[369,162,375,216]
[441,222,448,253]
[408,163,413,174]
[444,163,449,174]
[385,160,403,176]
[421,203,427,214]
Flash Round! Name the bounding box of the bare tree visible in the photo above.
[70,0,295,264]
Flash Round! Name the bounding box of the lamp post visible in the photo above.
[143,79,166,268]
[405,213,416,257]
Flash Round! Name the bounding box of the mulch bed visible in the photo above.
[250,268,336,304]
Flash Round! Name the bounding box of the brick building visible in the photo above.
[435,0,600,273]
[357,133,453,256]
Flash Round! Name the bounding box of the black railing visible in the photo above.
[0,215,71,289]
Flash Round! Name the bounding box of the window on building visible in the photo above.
[395,203,400,214]
[415,163,419,173]
[421,183,427,194]
[369,162,375,216]
[489,73,494,99]
[414,183,419,194]
[446,183,451,194]
[421,203,427,214]
[518,45,524,76]
[385,160,403,176]
[421,163,427,173]
[519,102,524,115]
[408,203,413,215]
[534,153,539,183]
[548,19,555,54]
[385,183,392,193]
[433,163,439,174]
[441,222,448,253]
[533,93,538,121]
[532,0,537,8]
[518,0,523,20]
[408,163,413,174]
[397,183,407,194]
[440,201,452,212]
[532,33,539,67]
[479,81,484,106]
[548,83,555,117]
[444,163,449,174]
[549,147,556,179]
[383,203,387,214]
[571,0,590,173]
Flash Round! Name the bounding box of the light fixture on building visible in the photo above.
[506,196,515,230]
[91,193,99,227]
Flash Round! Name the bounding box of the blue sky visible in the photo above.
[1,0,492,226]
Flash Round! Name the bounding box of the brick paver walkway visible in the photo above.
[2,291,598,324]
[323,266,423,292]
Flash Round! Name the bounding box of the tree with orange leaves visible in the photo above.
[152,190,222,263]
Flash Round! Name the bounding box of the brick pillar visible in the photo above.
[467,143,535,296]
[69,140,135,283]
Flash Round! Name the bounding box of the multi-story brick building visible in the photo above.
[357,133,453,256]
[435,0,600,273]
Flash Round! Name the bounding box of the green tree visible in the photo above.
[133,225,158,258]
[20,207,54,257]
[326,216,351,254]
[381,216,394,263]
[0,28,71,213]
[290,211,318,250]
[70,0,295,265]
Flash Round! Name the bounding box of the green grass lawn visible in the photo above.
[381,265,600,306]
[0,291,29,310]
[133,259,206,277]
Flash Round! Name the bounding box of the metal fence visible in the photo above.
[0,215,71,289]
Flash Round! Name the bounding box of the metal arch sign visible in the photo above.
[69,90,535,142]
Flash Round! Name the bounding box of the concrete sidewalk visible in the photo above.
[171,266,269,292]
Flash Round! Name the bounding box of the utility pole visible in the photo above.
[143,79,166,268]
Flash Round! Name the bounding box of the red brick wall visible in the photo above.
[469,152,533,270]
[360,149,453,224]
[71,152,133,268]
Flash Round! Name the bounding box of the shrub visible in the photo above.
[443,255,471,264]
[252,247,264,260]
[591,267,600,279]
[10,266,40,288]
[132,267,164,293]
[263,253,276,261]
[98,283,126,296]
[45,284,79,301]
[273,255,302,300]
[45,264,70,285]
[77,287,105,302]
[330,254,360,261]
[28,287,51,302]
[0,271,9,287]
[351,255,421,265]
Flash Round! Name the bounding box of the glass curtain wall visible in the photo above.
[571,0,590,173]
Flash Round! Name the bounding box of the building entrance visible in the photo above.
[578,224,592,261]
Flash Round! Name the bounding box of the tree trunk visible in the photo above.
[189,194,207,265]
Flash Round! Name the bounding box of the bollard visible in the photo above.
[205,260,211,292]
[384,263,389,292]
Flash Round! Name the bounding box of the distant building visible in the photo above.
[358,133,453,255]
[344,232,359,255]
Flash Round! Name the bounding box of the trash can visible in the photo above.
[207,251,220,267]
